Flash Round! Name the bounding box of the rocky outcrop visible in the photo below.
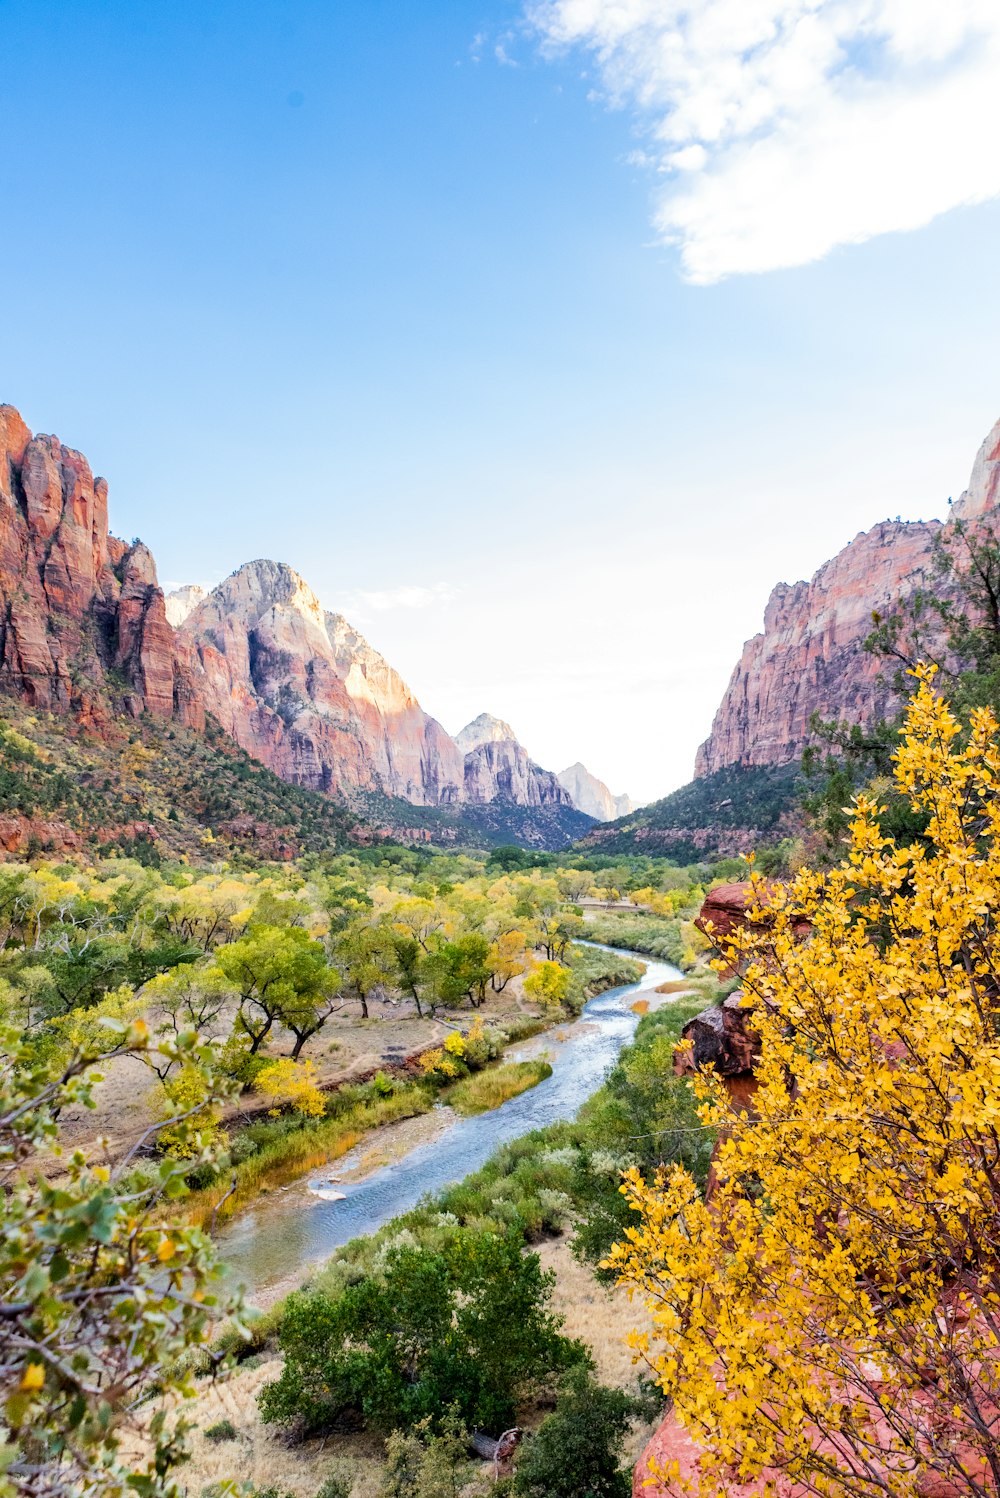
[695,518,939,774]
[557,761,633,821]
[696,415,1000,776]
[0,405,201,727]
[164,584,207,627]
[454,715,577,809]
[180,561,465,803]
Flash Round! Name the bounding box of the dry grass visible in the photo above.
[443,1059,552,1116]
[160,1232,655,1496]
[655,979,698,994]
[630,998,650,1014]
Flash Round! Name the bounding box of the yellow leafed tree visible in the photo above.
[608,667,1000,1498]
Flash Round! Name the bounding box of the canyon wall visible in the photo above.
[696,415,1000,776]
[0,404,201,728]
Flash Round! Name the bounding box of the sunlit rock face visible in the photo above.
[180,560,465,803]
[454,715,576,808]
[165,584,207,627]
[696,415,1000,777]
[0,404,202,726]
[557,761,633,821]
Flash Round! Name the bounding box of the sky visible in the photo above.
[3,0,1000,806]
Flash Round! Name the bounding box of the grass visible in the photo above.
[181,1087,432,1229]
[444,1059,553,1115]
[583,912,688,964]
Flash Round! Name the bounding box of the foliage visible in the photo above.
[0,1018,242,1498]
[609,669,1000,1498]
[445,1059,552,1115]
[258,1229,588,1436]
[513,1370,645,1498]
[379,1410,469,1498]
[523,960,571,1008]
[254,1058,327,1117]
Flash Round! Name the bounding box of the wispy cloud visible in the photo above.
[527,0,1000,282]
[342,583,461,615]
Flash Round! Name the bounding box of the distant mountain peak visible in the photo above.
[557,762,633,822]
[164,584,207,627]
[454,713,518,755]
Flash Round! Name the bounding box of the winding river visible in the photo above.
[217,946,682,1297]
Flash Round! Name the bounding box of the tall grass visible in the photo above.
[182,1087,432,1229]
[444,1059,552,1116]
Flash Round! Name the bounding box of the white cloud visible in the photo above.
[341,583,460,614]
[527,0,1000,280]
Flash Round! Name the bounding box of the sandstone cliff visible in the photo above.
[696,415,1000,776]
[165,584,207,627]
[180,561,465,804]
[557,761,633,821]
[0,405,201,727]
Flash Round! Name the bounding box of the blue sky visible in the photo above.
[3,0,1000,802]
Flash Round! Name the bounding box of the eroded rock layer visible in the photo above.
[0,405,201,727]
[696,416,1000,776]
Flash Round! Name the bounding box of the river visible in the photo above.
[216,946,682,1298]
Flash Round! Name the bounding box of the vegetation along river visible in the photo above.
[217,945,682,1297]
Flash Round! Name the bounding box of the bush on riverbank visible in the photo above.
[259,1228,589,1437]
[583,912,691,966]
[445,1059,553,1115]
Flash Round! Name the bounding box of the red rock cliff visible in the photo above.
[696,416,1000,776]
[0,405,202,727]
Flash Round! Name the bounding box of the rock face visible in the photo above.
[557,762,633,821]
[455,716,577,809]
[0,405,201,727]
[165,584,207,627]
[696,415,1000,776]
[180,561,465,803]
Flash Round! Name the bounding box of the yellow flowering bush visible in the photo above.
[253,1057,326,1118]
[609,667,1000,1498]
[443,1029,467,1058]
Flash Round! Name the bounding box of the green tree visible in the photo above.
[259,1230,587,1437]
[214,925,339,1056]
[513,1371,644,1498]
[0,1017,242,1497]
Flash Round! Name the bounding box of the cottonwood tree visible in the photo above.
[609,667,1000,1498]
[214,924,338,1055]
[0,1018,242,1498]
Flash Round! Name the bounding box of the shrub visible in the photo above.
[513,1370,643,1498]
[258,1228,589,1436]
[203,1418,238,1443]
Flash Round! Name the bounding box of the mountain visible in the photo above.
[179,560,465,805]
[454,713,517,754]
[0,405,201,728]
[557,762,633,821]
[0,404,593,850]
[696,414,1000,776]
[164,583,207,627]
[453,714,576,810]
[576,762,801,860]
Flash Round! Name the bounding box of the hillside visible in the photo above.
[576,762,803,859]
[0,702,357,861]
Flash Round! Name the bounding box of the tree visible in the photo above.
[333,918,397,1020]
[259,1229,588,1437]
[214,925,338,1056]
[380,1411,469,1498]
[513,1370,644,1498]
[523,960,571,1009]
[609,668,1000,1498]
[422,934,492,1012]
[0,1017,242,1497]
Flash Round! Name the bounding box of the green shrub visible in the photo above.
[203,1418,238,1443]
[513,1370,645,1498]
[259,1229,589,1437]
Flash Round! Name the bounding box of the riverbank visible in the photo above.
[155,957,711,1496]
